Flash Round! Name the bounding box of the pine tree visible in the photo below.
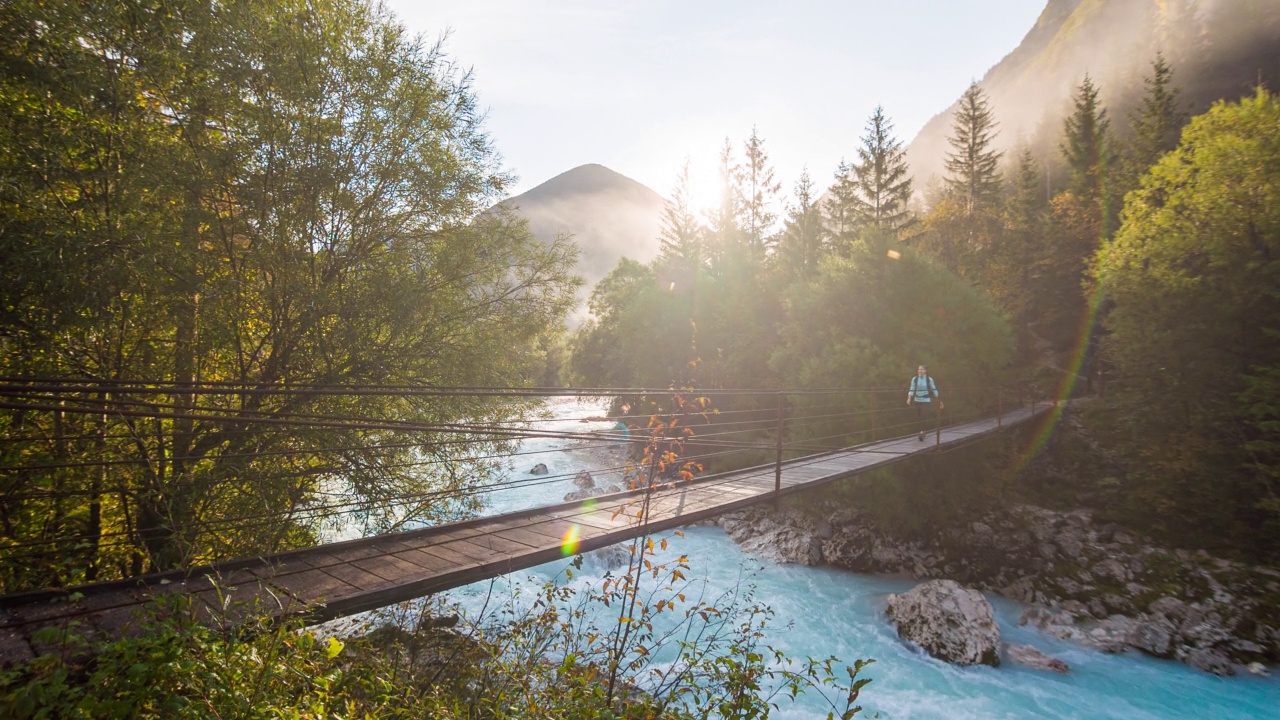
[1004,147,1048,359]
[1128,52,1186,176]
[658,159,704,269]
[852,106,913,231]
[737,127,782,261]
[1007,148,1047,253]
[823,158,859,254]
[944,82,1003,215]
[776,168,827,279]
[1060,74,1112,205]
[705,138,743,273]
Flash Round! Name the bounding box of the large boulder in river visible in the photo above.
[573,470,595,489]
[886,579,1001,666]
[530,463,548,475]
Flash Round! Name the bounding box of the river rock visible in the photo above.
[1127,614,1176,657]
[529,463,548,475]
[1246,661,1270,676]
[573,470,595,489]
[1004,643,1069,673]
[1185,647,1235,676]
[1001,577,1038,605]
[716,493,1280,675]
[1084,616,1132,654]
[586,543,632,569]
[822,530,878,572]
[564,483,623,503]
[718,508,824,565]
[1020,606,1094,645]
[1055,534,1084,560]
[886,580,1001,666]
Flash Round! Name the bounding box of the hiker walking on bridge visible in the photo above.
[907,365,943,441]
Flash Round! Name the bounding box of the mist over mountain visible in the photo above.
[497,164,665,318]
[906,0,1280,186]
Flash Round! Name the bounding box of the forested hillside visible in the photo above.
[906,0,1280,187]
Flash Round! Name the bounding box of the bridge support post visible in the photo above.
[870,392,877,442]
[774,391,786,505]
[935,399,942,447]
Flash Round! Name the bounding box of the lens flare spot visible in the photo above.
[561,524,581,556]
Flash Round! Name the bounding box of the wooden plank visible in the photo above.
[49,607,125,647]
[204,566,268,589]
[6,587,146,627]
[388,546,454,576]
[429,525,502,544]
[795,465,841,479]
[318,543,397,566]
[492,525,560,549]
[464,532,537,554]
[179,587,281,629]
[507,517,578,543]
[430,539,496,563]
[677,486,743,511]
[373,545,441,573]
[682,481,765,504]
[317,562,395,593]
[260,569,356,604]
[644,494,730,522]
[572,509,638,532]
[350,553,429,582]
[416,541,487,568]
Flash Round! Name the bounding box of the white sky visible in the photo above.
[385,1,1047,203]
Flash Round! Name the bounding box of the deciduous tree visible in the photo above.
[1097,89,1280,558]
[0,0,578,585]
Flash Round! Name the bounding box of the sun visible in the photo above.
[681,154,728,222]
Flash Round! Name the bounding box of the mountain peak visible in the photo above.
[516,163,659,204]
[498,165,666,321]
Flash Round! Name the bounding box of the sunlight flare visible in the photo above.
[561,524,582,556]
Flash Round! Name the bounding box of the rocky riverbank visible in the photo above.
[714,502,1280,676]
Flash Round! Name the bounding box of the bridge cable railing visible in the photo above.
[0,379,1041,596]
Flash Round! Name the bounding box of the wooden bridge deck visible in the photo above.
[0,403,1053,663]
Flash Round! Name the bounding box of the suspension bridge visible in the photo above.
[0,380,1055,664]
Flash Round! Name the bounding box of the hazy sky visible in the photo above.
[385,1,1046,205]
